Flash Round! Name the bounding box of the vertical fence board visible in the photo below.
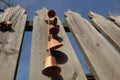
[30,8,87,80]
[30,8,49,80]
[65,10,120,80]
[88,11,120,51]
[57,12,87,80]
[0,6,27,80]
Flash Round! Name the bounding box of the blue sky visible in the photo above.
[14,0,120,80]
[14,0,120,21]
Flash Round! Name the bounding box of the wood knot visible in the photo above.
[3,48,17,56]
[72,72,78,80]
[96,43,100,47]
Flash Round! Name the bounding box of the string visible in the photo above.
[47,11,51,55]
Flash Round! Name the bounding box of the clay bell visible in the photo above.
[42,55,61,77]
[6,21,12,27]
[49,24,55,30]
[47,38,63,50]
[0,21,12,27]
[44,16,57,25]
[50,26,59,36]
[48,10,56,18]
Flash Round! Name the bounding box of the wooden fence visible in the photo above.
[0,6,27,80]
[0,6,120,80]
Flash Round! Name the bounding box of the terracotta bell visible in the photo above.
[48,10,56,18]
[49,24,55,30]
[42,54,61,77]
[0,21,12,27]
[6,21,12,27]
[47,38,63,50]
[48,34,52,41]
[48,17,59,36]
[50,26,59,36]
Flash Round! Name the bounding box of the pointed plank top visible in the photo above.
[88,11,120,51]
[65,10,120,80]
[30,8,87,80]
[0,5,27,80]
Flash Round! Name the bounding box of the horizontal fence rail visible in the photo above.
[0,6,120,80]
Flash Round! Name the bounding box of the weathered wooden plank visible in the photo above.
[88,11,120,51]
[65,10,120,80]
[108,13,120,27]
[56,14,87,80]
[0,6,27,80]
[30,8,87,80]
[29,8,49,80]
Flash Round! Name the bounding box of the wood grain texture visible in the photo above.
[65,10,120,80]
[108,13,120,27]
[29,8,49,80]
[0,6,27,80]
[30,8,87,80]
[88,11,120,51]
